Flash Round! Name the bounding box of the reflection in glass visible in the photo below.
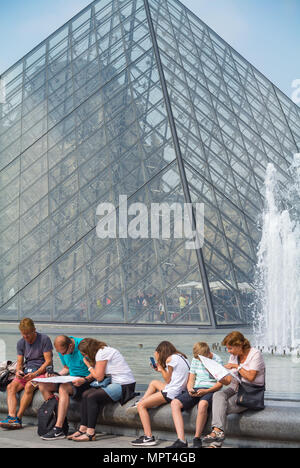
[0,0,299,327]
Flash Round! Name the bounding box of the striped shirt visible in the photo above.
[190,353,223,388]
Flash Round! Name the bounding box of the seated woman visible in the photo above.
[130,341,190,447]
[167,342,223,448]
[68,338,136,442]
[202,331,266,448]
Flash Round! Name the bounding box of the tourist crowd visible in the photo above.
[0,318,265,448]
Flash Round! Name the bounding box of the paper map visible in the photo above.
[199,355,241,383]
[32,376,79,384]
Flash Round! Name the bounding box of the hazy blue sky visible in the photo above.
[0,0,299,98]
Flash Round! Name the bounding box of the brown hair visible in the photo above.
[19,318,35,332]
[78,338,108,366]
[193,342,210,359]
[155,341,187,369]
[222,331,251,351]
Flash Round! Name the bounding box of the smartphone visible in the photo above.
[190,388,197,394]
[150,357,157,369]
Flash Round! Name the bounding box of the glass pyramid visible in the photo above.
[0,0,299,326]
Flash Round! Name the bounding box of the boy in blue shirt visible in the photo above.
[167,342,223,449]
[39,336,94,440]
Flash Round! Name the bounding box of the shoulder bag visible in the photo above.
[236,382,265,411]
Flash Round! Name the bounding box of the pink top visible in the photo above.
[229,347,265,390]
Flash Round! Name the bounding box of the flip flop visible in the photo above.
[67,430,86,440]
[72,433,96,442]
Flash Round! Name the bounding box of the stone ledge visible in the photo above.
[1,391,300,448]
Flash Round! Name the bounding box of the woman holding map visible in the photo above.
[202,331,265,448]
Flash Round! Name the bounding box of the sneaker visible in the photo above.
[41,426,66,440]
[0,416,22,429]
[0,416,14,428]
[167,439,188,448]
[192,437,202,448]
[131,435,157,446]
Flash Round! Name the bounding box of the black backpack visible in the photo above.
[37,397,69,437]
[0,370,11,392]
[0,360,17,392]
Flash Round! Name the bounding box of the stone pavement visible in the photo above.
[0,424,233,449]
[0,424,192,449]
[0,425,128,448]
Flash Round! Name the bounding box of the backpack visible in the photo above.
[37,397,69,437]
[0,370,11,392]
[0,361,17,392]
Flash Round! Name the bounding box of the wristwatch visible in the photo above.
[237,364,243,372]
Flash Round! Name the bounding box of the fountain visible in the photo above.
[253,154,300,355]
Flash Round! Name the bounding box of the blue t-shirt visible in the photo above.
[58,337,89,377]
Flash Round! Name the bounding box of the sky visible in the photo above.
[0,0,299,99]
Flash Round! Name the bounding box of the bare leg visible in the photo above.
[170,398,185,441]
[17,382,36,419]
[137,391,168,437]
[195,400,209,438]
[141,380,166,401]
[56,383,73,428]
[38,382,57,401]
[6,381,24,417]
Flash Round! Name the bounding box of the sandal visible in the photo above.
[202,429,225,445]
[67,430,86,440]
[72,432,96,442]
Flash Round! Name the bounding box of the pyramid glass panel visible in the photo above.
[0,0,299,326]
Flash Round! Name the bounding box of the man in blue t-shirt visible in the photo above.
[39,335,94,441]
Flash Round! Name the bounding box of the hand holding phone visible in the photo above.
[150,357,157,369]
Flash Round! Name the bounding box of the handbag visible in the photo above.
[119,382,139,406]
[236,382,265,411]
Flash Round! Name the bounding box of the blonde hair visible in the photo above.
[222,331,251,350]
[193,342,210,359]
[19,318,35,332]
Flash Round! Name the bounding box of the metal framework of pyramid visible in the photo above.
[0,0,299,326]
